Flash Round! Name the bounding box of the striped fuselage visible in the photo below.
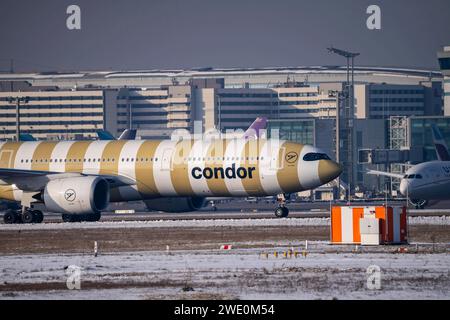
[0,139,336,202]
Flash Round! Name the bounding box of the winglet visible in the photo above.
[431,124,450,161]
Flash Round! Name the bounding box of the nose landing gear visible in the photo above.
[274,194,289,218]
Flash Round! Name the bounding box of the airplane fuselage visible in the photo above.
[0,139,342,203]
[400,161,450,200]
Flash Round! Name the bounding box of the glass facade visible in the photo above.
[267,120,315,145]
[410,117,450,162]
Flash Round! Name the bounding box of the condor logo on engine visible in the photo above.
[192,163,256,180]
[64,189,76,202]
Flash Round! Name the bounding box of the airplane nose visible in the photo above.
[399,180,408,196]
[318,160,342,184]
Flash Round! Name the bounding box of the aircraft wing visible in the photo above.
[0,168,134,191]
[366,169,404,179]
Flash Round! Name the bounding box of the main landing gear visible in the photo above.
[62,213,101,223]
[3,208,44,224]
[274,194,289,218]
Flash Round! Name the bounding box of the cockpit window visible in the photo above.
[404,174,423,179]
[303,153,331,161]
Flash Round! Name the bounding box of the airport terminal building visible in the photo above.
[0,64,447,196]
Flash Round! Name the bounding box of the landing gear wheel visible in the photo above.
[62,214,74,223]
[275,206,289,218]
[91,212,101,222]
[33,210,44,223]
[22,210,35,224]
[3,209,17,224]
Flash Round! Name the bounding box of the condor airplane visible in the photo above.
[368,124,450,208]
[0,136,341,224]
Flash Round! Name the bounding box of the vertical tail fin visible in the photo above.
[118,129,137,140]
[431,124,450,161]
[96,130,116,140]
[243,117,268,139]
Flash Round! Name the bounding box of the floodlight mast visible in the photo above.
[327,47,360,200]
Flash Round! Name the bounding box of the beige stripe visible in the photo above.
[135,140,161,198]
[277,142,304,193]
[99,140,128,176]
[0,142,22,168]
[31,142,58,171]
[205,139,231,196]
[240,140,264,196]
[0,185,15,201]
[65,141,93,173]
[171,140,195,196]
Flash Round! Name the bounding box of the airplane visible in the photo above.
[0,135,342,223]
[368,124,450,209]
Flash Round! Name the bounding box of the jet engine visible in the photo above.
[144,197,207,212]
[43,176,110,214]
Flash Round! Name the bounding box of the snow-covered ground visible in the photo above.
[1,245,449,300]
[0,216,449,231]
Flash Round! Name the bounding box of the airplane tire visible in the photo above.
[3,210,17,224]
[22,210,35,224]
[33,210,44,223]
[275,207,284,218]
[281,207,289,218]
[62,214,74,223]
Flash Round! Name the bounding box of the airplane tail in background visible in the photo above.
[431,124,450,161]
[97,129,137,141]
[18,133,36,141]
[243,117,268,139]
[96,130,115,140]
[118,129,137,140]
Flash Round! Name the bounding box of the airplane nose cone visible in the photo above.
[399,180,408,196]
[318,160,342,184]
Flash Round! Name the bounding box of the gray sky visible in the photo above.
[0,0,449,72]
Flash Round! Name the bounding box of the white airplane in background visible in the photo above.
[368,124,450,208]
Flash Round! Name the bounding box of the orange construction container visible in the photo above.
[331,206,407,245]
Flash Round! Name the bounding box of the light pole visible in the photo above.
[8,96,29,141]
[327,47,360,200]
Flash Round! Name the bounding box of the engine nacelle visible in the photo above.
[144,197,206,213]
[43,176,109,214]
